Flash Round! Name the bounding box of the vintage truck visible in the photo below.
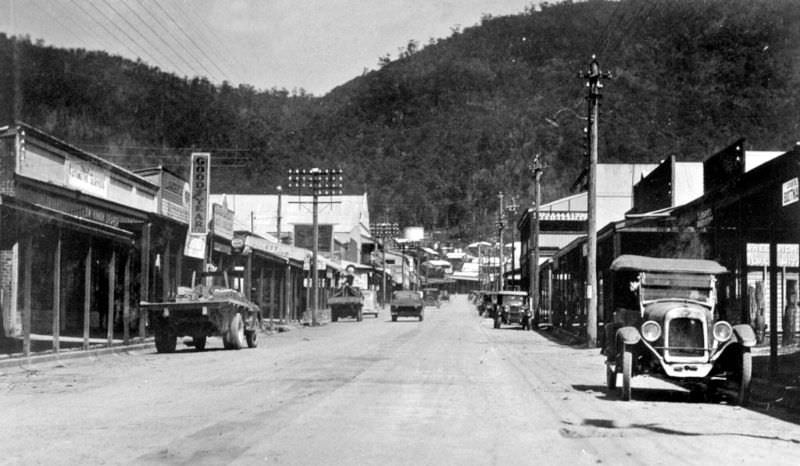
[329,285,364,322]
[140,271,262,353]
[603,255,755,405]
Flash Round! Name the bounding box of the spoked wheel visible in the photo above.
[620,346,633,401]
[736,347,752,406]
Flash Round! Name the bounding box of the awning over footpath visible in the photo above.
[0,194,134,244]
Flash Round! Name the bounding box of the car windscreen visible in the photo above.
[640,272,714,304]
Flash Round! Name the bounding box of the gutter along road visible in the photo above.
[2,296,799,465]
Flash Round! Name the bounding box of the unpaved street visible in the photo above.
[2,295,799,465]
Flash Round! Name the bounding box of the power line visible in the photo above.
[134,0,227,82]
[146,0,232,83]
[171,1,249,82]
[96,0,190,77]
[147,0,230,84]
[67,0,146,62]
[121,0,209,80]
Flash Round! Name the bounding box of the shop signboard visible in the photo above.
[67,159,109,198]
[777,244,799,268]
[189,152,210,234]
[783,177,798,207]
[212,203,234,240]
[161,170,191,224]
[747,243,770,267]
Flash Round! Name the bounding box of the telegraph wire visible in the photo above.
[147,0,233,83]
[171,1,249,82]
[67,0,146,62]
[148,0,231,84]
[96,0,191,78]
[134,0,228,83]
[121,0,210,80]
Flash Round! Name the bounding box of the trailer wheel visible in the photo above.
[245,329,258,348]
[155,325,176,353]
[224,313,246,350]
[193,336,207,351]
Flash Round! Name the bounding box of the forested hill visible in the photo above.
[1,0,799,242]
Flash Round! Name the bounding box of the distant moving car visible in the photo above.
[329,285,364,322]
[390,290,424,322]
[603,255,755,404]
[422,288,440,308]
[491,290,531,330]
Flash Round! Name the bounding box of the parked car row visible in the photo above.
[469,254,755,407]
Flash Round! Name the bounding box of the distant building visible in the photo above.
[210,193,372,265]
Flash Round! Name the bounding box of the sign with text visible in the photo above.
[212,203,235,240]
[783,177,799,207]
[294,224,333,252]
[67,160,109,198]
[777,243,799,268]
[747,243,770,267]
[189,153,210,234]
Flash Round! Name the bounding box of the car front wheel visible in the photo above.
[736,347,752,406]
[620,345,633,401]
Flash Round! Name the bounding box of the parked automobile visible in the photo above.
[390,290,424,322]
[422,287,440,308]
[603,255,755,404]
[491,290,531,330]
[479,291,496,317]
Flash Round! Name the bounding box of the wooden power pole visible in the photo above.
[582,55,611,347]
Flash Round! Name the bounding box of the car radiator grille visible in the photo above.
[667,318,705,357]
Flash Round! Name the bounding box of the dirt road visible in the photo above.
[2,295,799,465]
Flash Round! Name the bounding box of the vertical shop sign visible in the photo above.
[185,153,210,260]
[190,153,210,234]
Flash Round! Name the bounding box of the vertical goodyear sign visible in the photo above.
[184,153,210,260]
[190,153,210,234]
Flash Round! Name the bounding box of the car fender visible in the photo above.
[616,326,641,346]
[732,324,756,347]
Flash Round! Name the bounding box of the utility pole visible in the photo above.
[505,196,519,288]
[529,155,544,320]
[497,192,505,291]
[276,185,283,241]
[581,55,611,347]
[370,222,399,306]
[288,168,343,326]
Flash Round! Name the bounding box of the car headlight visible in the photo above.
[641,320,661,342]
[713,321,733,342]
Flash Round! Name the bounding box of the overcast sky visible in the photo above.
[2,0,538,95]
